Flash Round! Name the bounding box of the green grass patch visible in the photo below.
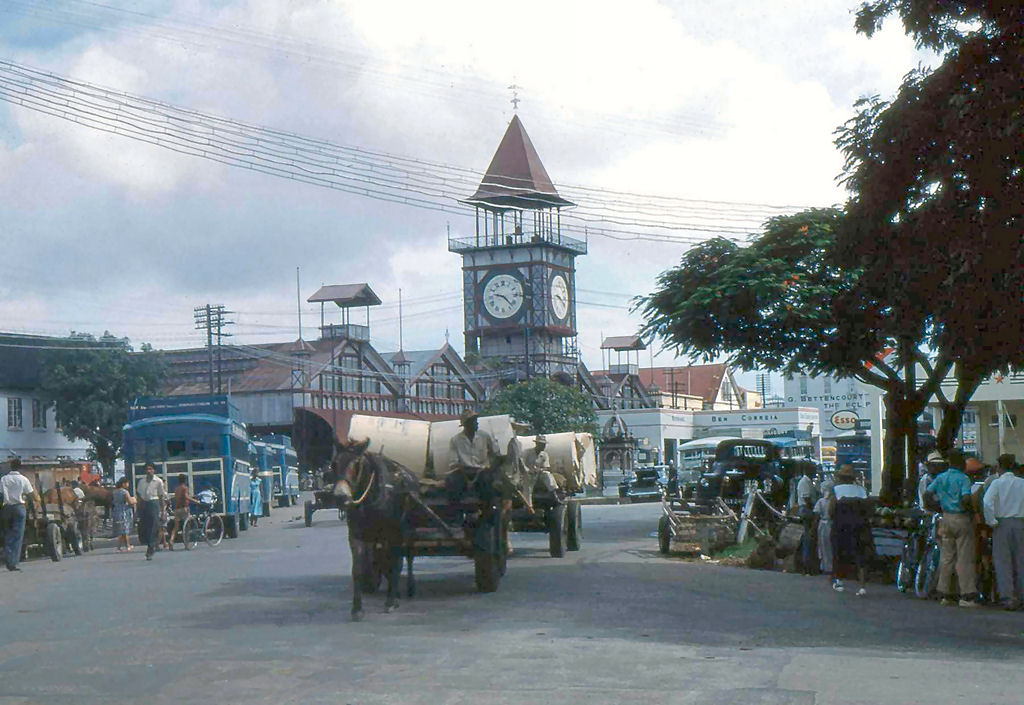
[713,538,758,560]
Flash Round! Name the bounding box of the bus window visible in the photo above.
[166,439,187,458]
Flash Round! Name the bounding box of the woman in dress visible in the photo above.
[828,464,871,595]
[111,476,136,552]
[249,468,262,527]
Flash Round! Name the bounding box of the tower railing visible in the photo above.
[448,228,587,255]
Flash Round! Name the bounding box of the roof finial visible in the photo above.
[508,82,521,113]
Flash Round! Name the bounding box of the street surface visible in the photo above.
[2,500,1023,705]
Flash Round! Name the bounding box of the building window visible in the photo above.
[7,397,22,429]
[799,376,808,395]
[823,378,831,394]
[32,399,47,429]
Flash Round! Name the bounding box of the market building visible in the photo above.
[160,284,485,468]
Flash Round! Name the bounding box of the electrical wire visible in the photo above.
[0,59,807,245]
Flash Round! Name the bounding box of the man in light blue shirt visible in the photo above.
[926,450,978,607]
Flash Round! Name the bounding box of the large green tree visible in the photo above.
[483,378,597,436]
[838,1,1024,455]
[41,339,166,477]
[640,208,969,503]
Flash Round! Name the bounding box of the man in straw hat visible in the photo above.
[447,409,498,501]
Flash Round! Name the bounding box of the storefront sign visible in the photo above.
[830,410,859,430]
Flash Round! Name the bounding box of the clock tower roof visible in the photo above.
[465,115,574,210]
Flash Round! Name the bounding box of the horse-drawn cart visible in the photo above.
[21,476,85,562]
[303,487,346,527]
[504,432,595,557]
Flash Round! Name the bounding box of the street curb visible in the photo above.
[575,496,628,506]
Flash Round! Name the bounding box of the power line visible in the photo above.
[0,59,807,246]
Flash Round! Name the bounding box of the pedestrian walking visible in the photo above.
[925,449,979,608]
[796,464,820,575]
[136,464,167,561]
[829,464,870,596]
[1,458,38,571]
[249,469,262,527]
[814,484,834,575]
[111,476,136,552]
[168,474,198,547]
[983,454,1024,609]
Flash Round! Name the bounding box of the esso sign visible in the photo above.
[830,410,859,430]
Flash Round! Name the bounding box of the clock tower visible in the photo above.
[449,115,586,381]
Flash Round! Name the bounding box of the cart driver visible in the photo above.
[523,435,558,501]
[447,410,498,501]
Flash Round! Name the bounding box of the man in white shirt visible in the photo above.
[983,454,1024,609]
[136,464,168,560]
[1,458,38,571]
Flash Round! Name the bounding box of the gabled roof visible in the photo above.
[465,115,574,210]
[307,283,382,308]
[632,363,729,405]
[601,335,646,351]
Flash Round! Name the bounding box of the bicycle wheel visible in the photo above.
[182,517,200,550]
[204,514,224,546]
[914,545,939,599]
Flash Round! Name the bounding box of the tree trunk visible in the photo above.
[936,364,986,454]
[881,391,920,506]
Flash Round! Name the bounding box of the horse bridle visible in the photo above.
[346,455,376,507]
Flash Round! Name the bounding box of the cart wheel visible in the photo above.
[46,522,64,562]
[547,504,568,558]
[304,500,315,527]
[66,524,84,556]
[223,514,239,539]
[474,522,501,593]
[566,501,582,551]
[658,515,671,555]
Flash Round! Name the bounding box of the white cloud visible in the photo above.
[0,0,930,368]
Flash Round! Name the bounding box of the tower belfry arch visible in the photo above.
[449,116,587,382]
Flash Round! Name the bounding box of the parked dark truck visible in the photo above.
[695,439,785,508]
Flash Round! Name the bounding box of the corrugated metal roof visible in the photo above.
[307,283,382,307]
[465,116,574,209]
[600,335,645,351]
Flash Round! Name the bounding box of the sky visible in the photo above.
[0,0,935,391]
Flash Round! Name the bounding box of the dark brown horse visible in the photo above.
[327,440,419,621]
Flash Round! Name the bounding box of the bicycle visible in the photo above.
[181,497,224,549]
[896,509,928,593]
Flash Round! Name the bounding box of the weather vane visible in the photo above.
[508,82,521,112]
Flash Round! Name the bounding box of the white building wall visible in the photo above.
[2,388,90,461]
[782,374,880,441]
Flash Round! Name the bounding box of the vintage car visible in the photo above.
[694,439,784,508]
[619,466,667,502]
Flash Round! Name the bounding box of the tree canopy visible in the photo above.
[41,340,166,477]
[839,0,1024,450]
[483,378,597,436]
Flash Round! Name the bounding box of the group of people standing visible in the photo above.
[793,449,1024,608]
[919,450,1024,609]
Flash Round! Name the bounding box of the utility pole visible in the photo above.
[194,304,234,394]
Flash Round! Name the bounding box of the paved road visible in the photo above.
[2,500,1023,705]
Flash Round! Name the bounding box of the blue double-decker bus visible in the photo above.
[123,395,253,538]
[253,434,300,508]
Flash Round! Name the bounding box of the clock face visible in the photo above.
[550,274,569,320]
[482,273,524,319]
